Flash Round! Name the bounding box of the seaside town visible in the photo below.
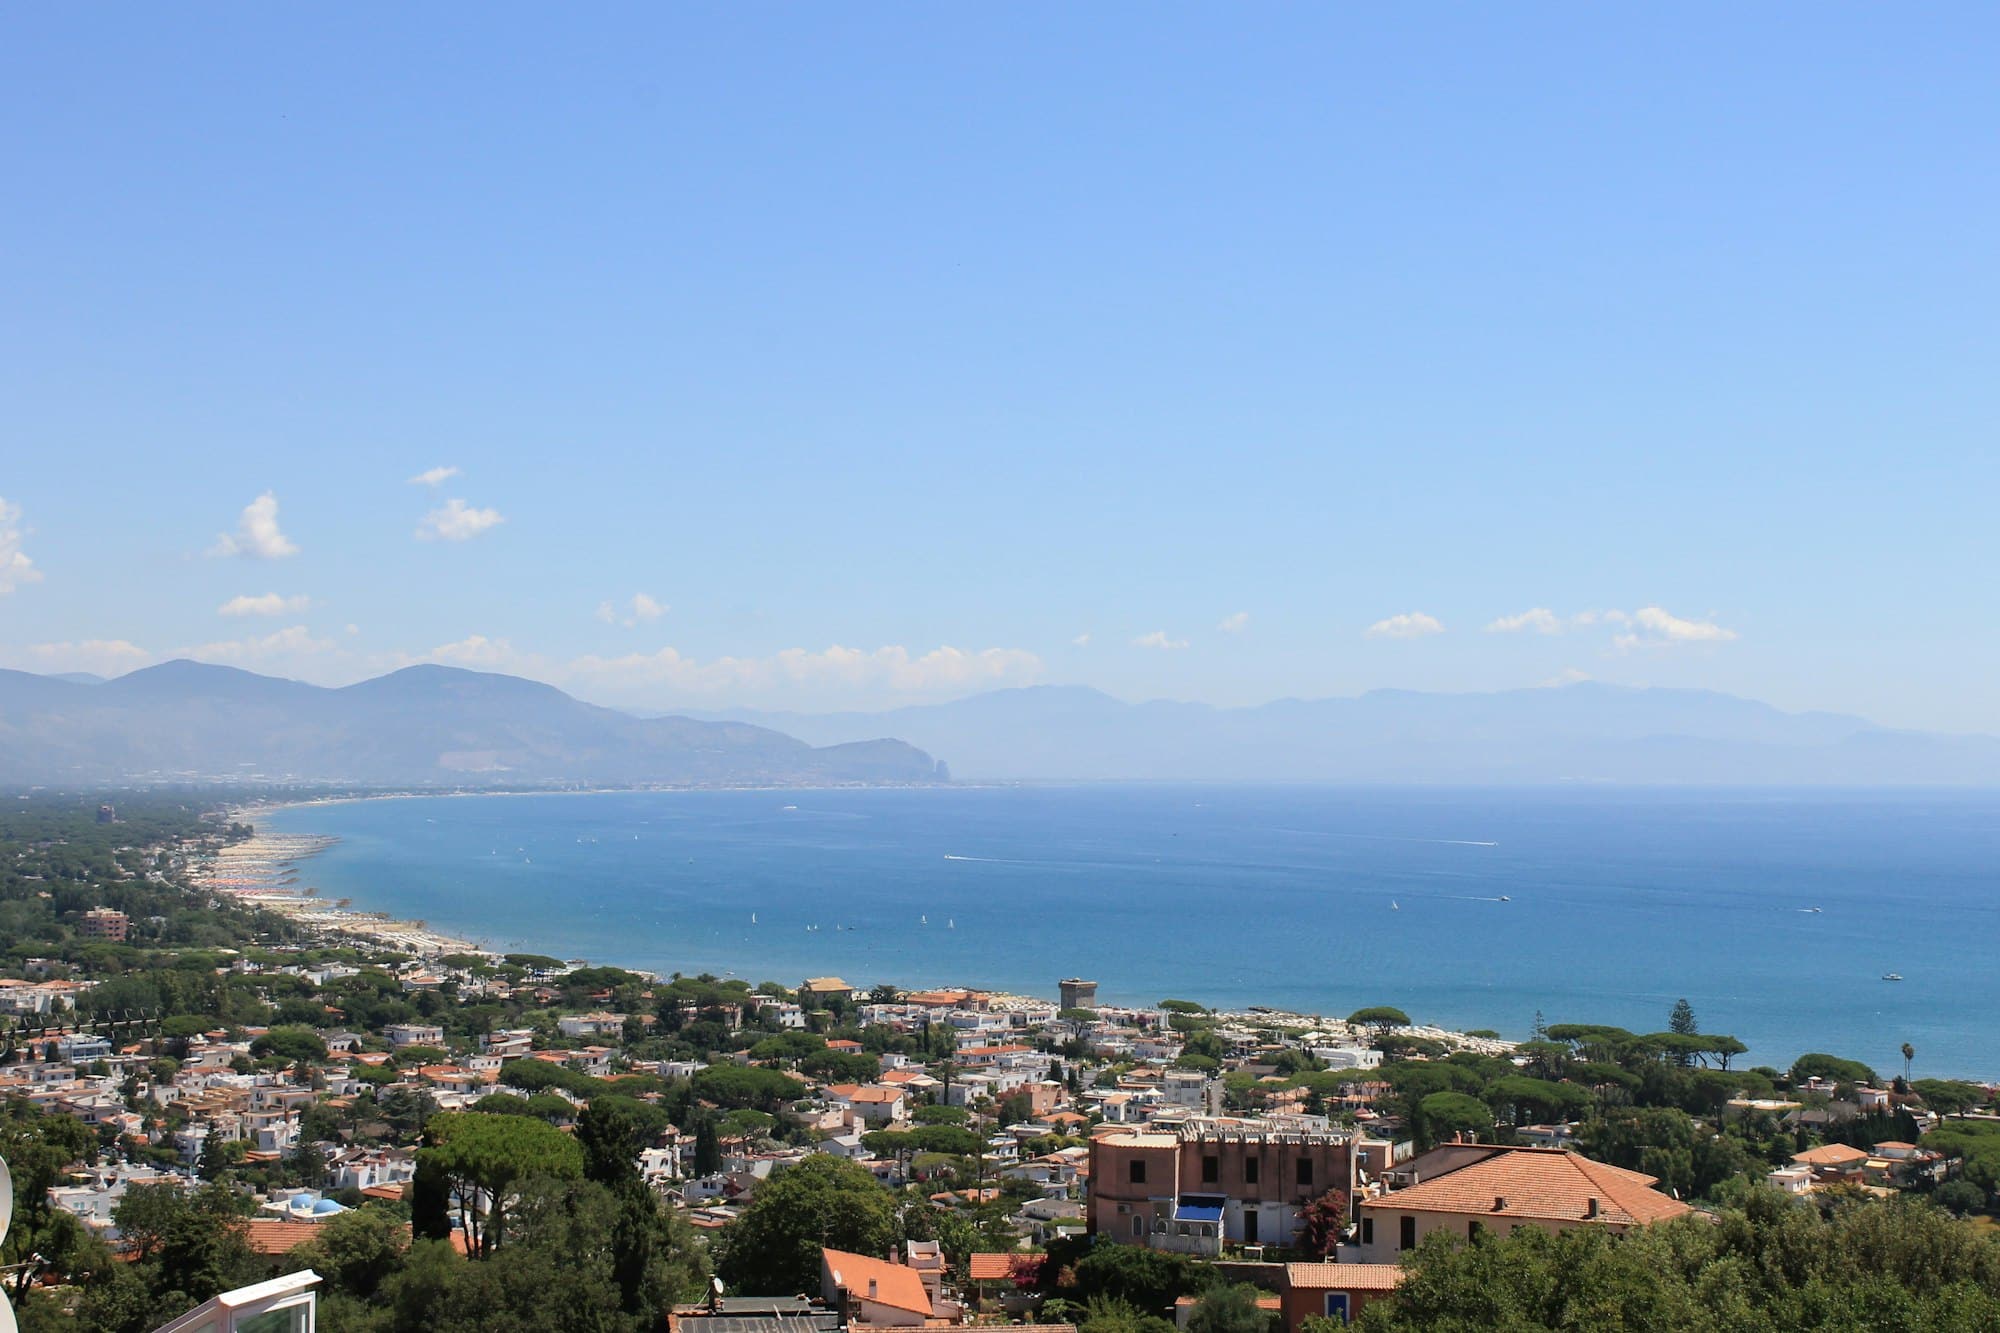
[4,792,2000,1332]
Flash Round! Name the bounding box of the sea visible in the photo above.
[261,785,2000,1077]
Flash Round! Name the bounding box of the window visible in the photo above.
[1360,1216,1374,1246]
[1399,1216,1416,1251]
[1202,1154,1219,1183]
[1243,1210,1260,1244]
[1468,1219,1484,1242]
[1322,1294,1351,1325]
[1129,1159,1146,1185]
[1297,1157,1314,1186]
[1132,1215,1144,1238]
[1244,1157,1259,1185]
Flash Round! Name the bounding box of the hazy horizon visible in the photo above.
[25,655,1999,741]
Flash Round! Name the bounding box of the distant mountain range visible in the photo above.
[682,682,2000,784]
[7,663,1993,787]
[0,661,943,787]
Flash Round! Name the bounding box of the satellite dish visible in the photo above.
[0,1154,13,1247]
[0,1293,16,1333]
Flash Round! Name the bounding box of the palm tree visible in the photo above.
[1902,1042,1915,1083]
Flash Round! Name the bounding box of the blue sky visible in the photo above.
[3,7,1996,729]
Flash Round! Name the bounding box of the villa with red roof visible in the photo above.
[820,1247,933,1326]
[1354,1145,1690,1261]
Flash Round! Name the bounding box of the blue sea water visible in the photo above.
[263,786,2000,1077]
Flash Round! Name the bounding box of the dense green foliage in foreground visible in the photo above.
[1354,1191,2000,1332]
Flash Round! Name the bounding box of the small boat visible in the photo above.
[1497,895,1510,902]
[947,918,955,929]
[750,913,758,925]
[1882,973,1904,981]
[921,914,928,925]
[1390,901,1400,911]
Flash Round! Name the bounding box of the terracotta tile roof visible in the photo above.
[822,1247,933,1317]
[1361,1147,1689,1227]
[1283,1263,1406,1293]
[968,1253,1043,1282]
[850,1087,905,1103]
[240,1220,323,1256]
[1793,1143,1870,1167]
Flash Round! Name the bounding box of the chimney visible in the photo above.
[868,1279,879,1300]
[1585,1198,1599,1219]
[1492,1195,1507,1212]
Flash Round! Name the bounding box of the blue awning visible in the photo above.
[1175,1195,1225,1223]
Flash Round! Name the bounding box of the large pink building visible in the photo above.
[1088,1124,1355,1253]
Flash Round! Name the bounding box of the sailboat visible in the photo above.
[1390,900,1400,911]
[750,913,758,926]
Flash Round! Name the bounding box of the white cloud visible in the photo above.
[407,465,461,487]
[1632,606,1735,642]
[1539,667,1593,687]
[19,639,151,676]
[187,625,336,664]
[1485,608,1563,635]
[424,634,521,668]
[561,643,1045,699]
[0,497,41,594]
[596,593,667,628]
[218,592,311,618]
[1482,605,1735,650]
[1613,605,1737,651]
[209,492,299,559]
[1132,631,1189,651]
[1364,612,1444,640]
[1217,611,1250,634]
[417,497,505,542]
[1071,633,1091,647]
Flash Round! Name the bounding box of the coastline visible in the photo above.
[216,786,2000,1079]
[208,800,1516,1059]
[196,808,488,957]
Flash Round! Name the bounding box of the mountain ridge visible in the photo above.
[0,660,944,787]
[670,680,2000,784]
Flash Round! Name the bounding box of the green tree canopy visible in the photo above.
[713,1156,897,1295]
[1788,1052,1876,1086]
[692,1063,804,1112]
[1070,1240,1219,1315]
[1417,1092,1493,1147]
[1356,1191,2000,1331]
[249,1024,328,1065]
[1186,1284,1272,1333]
[417,1110,583,1257]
